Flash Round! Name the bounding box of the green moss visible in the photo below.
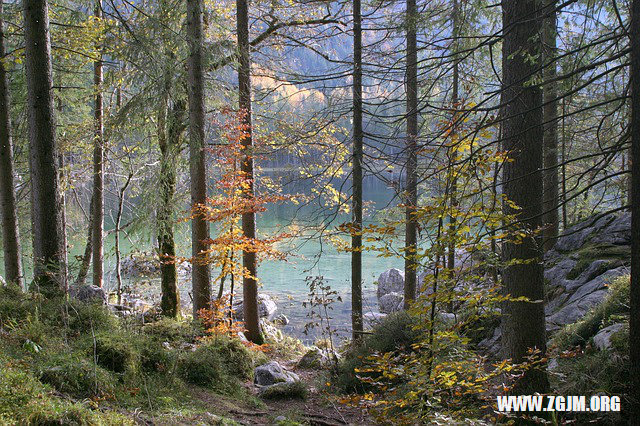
[552,275,629,349]
[39,354,117,398]
[140,338,174,373]
[93,332,140,374]
[0,358,131,425]
[178,336,254,394]
[143,318,200,343]
[259,381,307,400]
[565,243,629,280]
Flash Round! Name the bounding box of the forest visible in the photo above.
[0,0,639,423]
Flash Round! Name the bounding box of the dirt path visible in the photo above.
[191,360,370,425]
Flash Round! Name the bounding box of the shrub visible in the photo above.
[334,311,420,393]
[39,354,117,398]
[63,300,120,335]
[143,318,200,343]
[93,332,140,374]
[0,284,37,325]
[0,358,131,425]
[140,338,174,373]
[178,336,254,391]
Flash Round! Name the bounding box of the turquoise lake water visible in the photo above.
[4,175,402,343]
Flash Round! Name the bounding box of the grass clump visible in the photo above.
[39,353,117,398]
[93,331,141,374]
[552,274,629,349]
[143,317,200,343]
[178,336,254,393]
[0,358,131,425]
[334,311,421,393]
[259,381,307,400]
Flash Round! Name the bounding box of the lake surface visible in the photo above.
[10,175,402,344]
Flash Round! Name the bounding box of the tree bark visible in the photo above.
[0,0,23,289]
[158,91,185,318]
[186,0,211,317]
[542,1,559,252]
[403,0,418,309]
[23,0,66,293]
[351,0,363,341]
[237,0,262,344]
[75,196,93,286]
[92,0,104,288]
[446,0,460,274]
[500,0,549,394]
[629,0,640,415]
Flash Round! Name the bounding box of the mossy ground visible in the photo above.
[0,284,263,424]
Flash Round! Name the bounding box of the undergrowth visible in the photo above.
[0,284,262,423]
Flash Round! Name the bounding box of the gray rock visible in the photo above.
[379,292,404,314]
[70,285,107,305]
[593,323,625,350]
[260,319,284,342]
[297,347,336,369]
[547,290,608,329]
[272,314,289,326]
[363,312,387,323]
[234,293,278,321]
[566,267,626,306]
[554,227,594,252]
[591,213,631,245]
[254,361,299,387]
[544,258,577,286]
[275,416,287,422]
[376,268,404,300]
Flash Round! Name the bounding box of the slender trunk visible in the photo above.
[75,196,93,285]
[446,0,460,276]
[351,0,364,341]
[0,0,23,289]
[158,95,185,318]
[500,0,549,394]
[186,0,211,316]
[629,0,640,414]
[115,174,131,305]
[237,0,262,344]
[92,0,104,288]
[24,0,66,293]
[403,0,418,309]
[561,96,567,228]
[542,1,559,251]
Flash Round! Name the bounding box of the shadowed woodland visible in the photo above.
[1,0,640,423]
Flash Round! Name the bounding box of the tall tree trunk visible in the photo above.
[75,196,93,285]
[446,0,460,275]
[23,0,66,293]
[351,0,364,342]
[0,0,23,289]
[92,0,104,288]
[186,0,211,317]
[237,0,262,344]
[403,0,418,309]
[500,0,549,394]
[561,96,567,228]
[158,93,185,318]
[542,1,559,252]
[629,0,640,414]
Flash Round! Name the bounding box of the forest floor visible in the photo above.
[191,362,369,425]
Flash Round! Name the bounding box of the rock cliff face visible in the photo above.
[375,212,631,353]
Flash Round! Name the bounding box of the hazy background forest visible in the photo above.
[0,0,639,423]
